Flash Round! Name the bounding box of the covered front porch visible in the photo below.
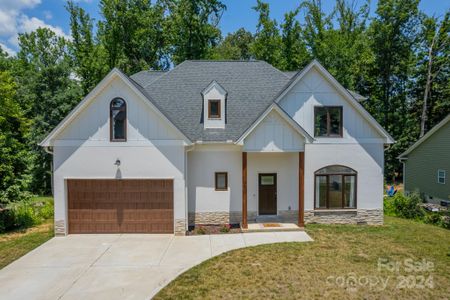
[241,151,305,231]
[236,104,312,231]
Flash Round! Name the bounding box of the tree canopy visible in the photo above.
[0,0,448,202]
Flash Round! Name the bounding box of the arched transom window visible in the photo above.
[110,98,127,141]
[315,165,356,209]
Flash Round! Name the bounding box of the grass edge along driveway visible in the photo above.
[155,216,450,300]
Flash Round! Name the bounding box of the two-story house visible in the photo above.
[40,60,394,235]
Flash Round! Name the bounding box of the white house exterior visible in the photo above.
[40,60,394,235]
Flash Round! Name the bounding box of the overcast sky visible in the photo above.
[0,0,448,56]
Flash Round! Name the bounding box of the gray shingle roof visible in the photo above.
[131,70,166,86]
[130,60,291,142]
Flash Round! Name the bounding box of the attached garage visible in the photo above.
[67,179,174,234]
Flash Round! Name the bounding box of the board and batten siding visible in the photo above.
[404,121,450,201]
[279,67,384,143]
[243,110,305,152]
[52,76,188,234]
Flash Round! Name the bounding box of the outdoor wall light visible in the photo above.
[114,159,121,166]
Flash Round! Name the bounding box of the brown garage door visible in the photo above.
[67,179,173,234]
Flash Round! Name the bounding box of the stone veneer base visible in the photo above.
[188,209,383,226]
[55,220,66,236]
[174,219,187,236]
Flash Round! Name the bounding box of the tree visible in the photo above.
[67,1,108,93]
[166,0,226,64]
[250,0,283,68]
[210,28,254,60]
[417,12,450,137]
[16,28,83,194]
[300,0,372,89]
[97,0,169,73]
[280,9,310,70]
[367,0,421,178]
[0,69,32,205]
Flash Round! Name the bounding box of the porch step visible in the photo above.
[242,223,304,233]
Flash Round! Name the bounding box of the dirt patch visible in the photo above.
[187,224,242,235]
[0,222,53,242]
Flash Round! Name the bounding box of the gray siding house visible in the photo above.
[399,115,450,203]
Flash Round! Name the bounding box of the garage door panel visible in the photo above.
[67,179,174,234]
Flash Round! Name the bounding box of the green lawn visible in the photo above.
[0,196,54,269]
[155,217,450,300]
[0,221,54,269]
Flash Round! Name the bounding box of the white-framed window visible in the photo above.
[437,169,446,184]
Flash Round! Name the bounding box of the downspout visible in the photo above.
[184,144,195,232]
[43,146,54,196]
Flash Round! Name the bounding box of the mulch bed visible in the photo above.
[187,224,242,235]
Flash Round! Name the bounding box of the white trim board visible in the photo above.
[40,68,192,147]
[274,60,394,144]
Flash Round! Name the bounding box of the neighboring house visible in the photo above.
[40,60,394,235]
[399,115,450,204]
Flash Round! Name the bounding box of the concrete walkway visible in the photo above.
[0,231,312,300]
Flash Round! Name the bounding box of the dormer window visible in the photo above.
[208,100,221,119]
[202,81,227,129]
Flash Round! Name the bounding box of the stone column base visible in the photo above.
[174,219,187,236]
[54,220,66,236]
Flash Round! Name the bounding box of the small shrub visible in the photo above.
[220,224,231,233]
[0,209,15,232]
[424,212,442,226]
[10,203,40,228]
[391,192,424,219]
[37,201,54,220]
[195,226,206,235]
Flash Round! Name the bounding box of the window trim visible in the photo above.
[314,165,357,209]
[110,98,127,142]
[208,99,221,119]
[314,106,343,137]
[437,169,446,184]
[215,172,228,191]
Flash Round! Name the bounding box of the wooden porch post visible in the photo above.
[298,152,305,227]
[242,152,248,229]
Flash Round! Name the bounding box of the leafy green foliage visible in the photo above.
[15,28,83,195]
[210,28,254,60]
[0,61,32,205]
[250,0,283,68]
[0,0,448,203]
[0,197,54,233]
[166,0,226,64]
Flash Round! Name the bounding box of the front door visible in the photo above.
[258,173,277,215]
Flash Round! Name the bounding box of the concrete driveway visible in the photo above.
[0,231,312,300]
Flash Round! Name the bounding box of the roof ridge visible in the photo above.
[184,59,262,62]
[140,60,188,88]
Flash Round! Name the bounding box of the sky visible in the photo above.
[0,0,448,56]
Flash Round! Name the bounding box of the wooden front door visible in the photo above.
[258,173,277,215]
[67,179,173,234]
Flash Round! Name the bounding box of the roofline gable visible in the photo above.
[398,114,450,159]
[274,59,395,144]
[235,103,314,145]
[201,80,228,96]
[39,68,192,147]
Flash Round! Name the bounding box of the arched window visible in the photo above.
[315,165,356,209]
[110,98,127,141]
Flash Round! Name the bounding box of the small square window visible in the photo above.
[208,100,221,119]
[215,172,228,191]
[438,169,446,184]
